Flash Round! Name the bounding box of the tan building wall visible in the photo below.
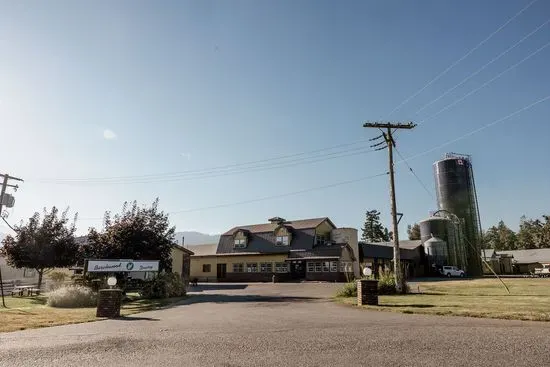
[315,220,334,237]
[219,254,288,272]
[190,256,218,281]
[331,228,359,277]
[171,247,184,275]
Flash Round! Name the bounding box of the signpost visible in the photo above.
[86,260,160,273]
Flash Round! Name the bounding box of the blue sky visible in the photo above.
[1,0,549,236]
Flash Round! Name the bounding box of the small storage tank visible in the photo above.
[419,217,451,244]
[420,216,467,270]
[424,236,448,267]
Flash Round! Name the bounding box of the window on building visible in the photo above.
[322,262,330,272]
[276,235,289,246]
[307,262,315,272]
[275,263,288,273]
[234,239,247,249]
[315,234,327,246]
[202,264,211,273]
[314,262,322,272]
[260,262,273,273]
[246,263,258,273]
[233,263,244,273]
[330,261,338,272]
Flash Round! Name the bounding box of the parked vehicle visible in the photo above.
[441,266,465,278]
[534,264,550,278]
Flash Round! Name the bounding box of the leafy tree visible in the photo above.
[483,220,517,251]
[361,209,390,242]
[80,199,175,272]
[516,215,550,249]
[407,223,421,240]
[0,207,79,289]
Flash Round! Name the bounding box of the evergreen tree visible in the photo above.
[361,210,390,242]
[407,223,421,240]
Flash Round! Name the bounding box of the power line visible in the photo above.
[386,0,539,117]
[1,217,16,232]
[79,172,389,220]
[34,146,378,185]
[419,39,550,125]
[393,147,434,198]
[415,17,550,115]
[399,94,550,164]
[72,94,550,220]
[31,138,374,184]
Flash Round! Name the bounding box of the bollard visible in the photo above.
[96,289,123,318]
[357,279,379,306]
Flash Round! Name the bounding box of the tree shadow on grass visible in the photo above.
[379,304,436,309]
[177,294,318,306]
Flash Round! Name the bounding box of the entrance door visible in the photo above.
[217,263,227,280]
[290,261,306,280]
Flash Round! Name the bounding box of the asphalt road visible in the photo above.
[1,282,549,367]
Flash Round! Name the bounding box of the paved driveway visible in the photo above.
[1,282,549,367]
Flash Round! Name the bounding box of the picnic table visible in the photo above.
[11,285,41,297]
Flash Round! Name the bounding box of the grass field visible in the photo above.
[0,294,187,333]
[338,278,550,321]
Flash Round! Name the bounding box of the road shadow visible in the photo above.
[176,294,318,305]
[114,316,160,321]
[188,284,249,293]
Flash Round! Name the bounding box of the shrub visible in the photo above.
[47,285,97,308]
[336,281,357,297]
[139,272,186,299]
[335,269,410,298]
[377,268,410,295]
[47,271,68,291]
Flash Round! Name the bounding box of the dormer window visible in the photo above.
[233,229,249,249]
[274,225,291,246]
[234,239,247,249]
[276,235,289,246]
[315,234,327,246]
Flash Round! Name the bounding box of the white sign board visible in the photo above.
[86,260,160,273]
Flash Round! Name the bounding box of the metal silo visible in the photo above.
[424,236,448,269]
[434,153,482,275]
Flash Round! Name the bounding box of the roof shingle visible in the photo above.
[222,217,333,236]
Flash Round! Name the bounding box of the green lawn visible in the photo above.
[338,278,550,321]
[0,293,187,333]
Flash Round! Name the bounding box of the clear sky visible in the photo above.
[1,0,549,236]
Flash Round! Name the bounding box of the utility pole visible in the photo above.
[363,122,416,293]
[0,173,24,307]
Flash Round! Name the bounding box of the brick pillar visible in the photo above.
[96,289,123,318]
[357,279,379,306]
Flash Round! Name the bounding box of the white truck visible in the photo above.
[534,264,550,278]
[441,266,465,278]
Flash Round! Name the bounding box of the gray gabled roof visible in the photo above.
[217,227,317,254]
[359,241,423,261]
[222,217,335,236]
[362,240,422,250]
[497,249,550,264]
